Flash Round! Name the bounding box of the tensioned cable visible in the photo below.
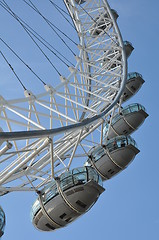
[0,2,74,67]
[0,38,46,86]
[0,1,127,140]
[22,0,77,56]
[51,0,88,34]
[1,0,61,76]
[23,28,72,68]
[22,0,77,46]
[24,172,38,192]
[0,51,26,90]
[48,0,75,30]
[27,0,77,47]
[49,0,71,17]
[50,1,119,58]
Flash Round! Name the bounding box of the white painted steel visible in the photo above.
[0,0,127,194]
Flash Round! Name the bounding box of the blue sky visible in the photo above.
[0,0,159,239]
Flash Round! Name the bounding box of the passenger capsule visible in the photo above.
[31,167,104,232]
[85,136,139,180]
[103,103,148,139]
[90,9,119,36]
[111,9,119,20]
[0,206,5,238]
[122,72,145,102]
[124,41,134,58]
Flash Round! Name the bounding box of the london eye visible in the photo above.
[0,0,148,237]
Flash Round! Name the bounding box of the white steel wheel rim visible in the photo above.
[0,0,127,194]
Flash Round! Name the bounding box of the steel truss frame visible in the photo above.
[0,0,127,195]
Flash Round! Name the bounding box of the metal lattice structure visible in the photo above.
[0,0,127,195]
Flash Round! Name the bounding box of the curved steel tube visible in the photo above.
[0,0,127,141]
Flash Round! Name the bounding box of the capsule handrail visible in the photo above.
[31,167,102,218]
[87,136,138,163]
[104,103,147,126]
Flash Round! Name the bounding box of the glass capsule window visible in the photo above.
[127,72,143,81]
[121,103,146,116]
[31,181,58,220]
[60,175,74,191]
[111,114,120,125]
[72,168,87,186]
[103,135,138,150]
[88,146,105,162]
[87,136,137,164]
[30,199,40,221]
[105,103,147,127]
[31,167,103,219]
[87,167,99,184]
[123,40,133,47]
[54,167,103,192]
[43,182,58,203]
[103,124,109,136]
[103,103,146,136]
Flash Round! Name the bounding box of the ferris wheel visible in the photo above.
[0,0,148,235]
